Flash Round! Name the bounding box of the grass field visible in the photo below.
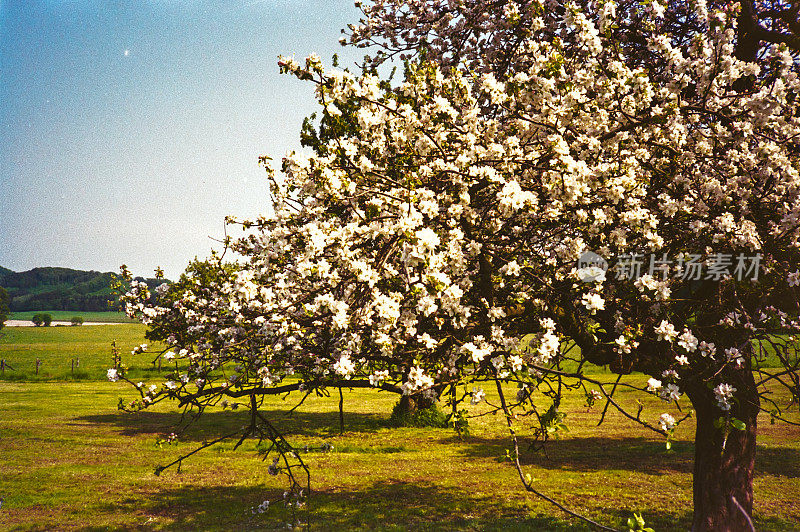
[0,324,164,381]
[8,310,135,323]
[0,376,798,530]
[0,326,798,530]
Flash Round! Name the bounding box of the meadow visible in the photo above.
[8,310,135,323]
[0,324,163,381]
[0,325,798,530]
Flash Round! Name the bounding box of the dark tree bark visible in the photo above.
[684,370,760,532]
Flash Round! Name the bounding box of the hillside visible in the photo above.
[0,266,167,312]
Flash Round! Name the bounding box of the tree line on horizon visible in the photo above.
[0,266,168,313]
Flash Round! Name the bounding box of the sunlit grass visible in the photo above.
[0,377,797,530]
[0,324,164,381]
[1,327,797,529]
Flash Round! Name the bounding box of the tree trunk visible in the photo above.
[684,371,759,532]
[396,393,435,416]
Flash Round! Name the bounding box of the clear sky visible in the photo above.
[0,0,362,279]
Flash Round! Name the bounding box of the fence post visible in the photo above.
[112,341,120,369]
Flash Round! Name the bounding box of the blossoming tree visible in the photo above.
[115,1,799,530]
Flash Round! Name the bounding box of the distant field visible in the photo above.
[0,324,166,381]
[8,310,135,323]
[1,322,791,382]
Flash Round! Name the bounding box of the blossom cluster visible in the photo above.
[115,2,800,456]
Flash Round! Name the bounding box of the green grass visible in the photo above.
[0,324,164,381]
[8,310,135,323]
[0,377,798,531]
[0,327,797,530]
[751,335,800,370]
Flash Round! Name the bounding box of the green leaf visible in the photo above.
[730,418,746,431]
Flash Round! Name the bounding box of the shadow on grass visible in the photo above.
[77,408,398,441]
[754,445,800,478]
[63,479,800,531]
[43,413,800,531]
[446,434,694,476]
[78,408,800,481]
[20,476,798,532]
[70,481,613,531]
[444,434,800,479]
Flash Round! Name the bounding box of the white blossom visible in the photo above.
[655,321,678,343]
[658,413,676,431]
[581,293,605,314]
[471,386,486,405]
[646,378,662,392]
[660,383,682,402]
[714,383,737,411]
[677,330,698,352]
[333,355,356,378]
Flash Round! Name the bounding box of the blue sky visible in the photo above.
[0,0,361,279]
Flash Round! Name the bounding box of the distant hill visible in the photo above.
[0,266,168,312]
